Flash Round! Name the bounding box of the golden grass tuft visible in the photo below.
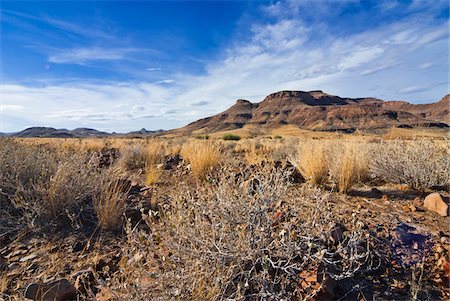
[144,164,161,186]
[94,179,129,230]
[180,140,222,180]
[290,141,328,186]
[329,142,368,194]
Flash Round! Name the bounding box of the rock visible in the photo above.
[382,194,390,202]
[390,223,433,267]
[24,278,77,301]
[424,193,448,217]
[0,255,5,271]
[329,224,346,246]
[163,154,180,170]
[156,163,164,170]
[371,188,383,198]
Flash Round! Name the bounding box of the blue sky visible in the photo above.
[0,0,448,132]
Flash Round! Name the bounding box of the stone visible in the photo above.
[24,278,77,301]
[329,224,346,246]
[423,193,448,217]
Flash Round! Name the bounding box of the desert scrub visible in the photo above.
[161,166,378,300]
[329,141,368,193]
[222,133,241,141]
[180,140,222,180]
[0,140,102,225]
[290,140,328,185]
[93,177,129,231]
[118,144,147,171]
[370,139,449,190]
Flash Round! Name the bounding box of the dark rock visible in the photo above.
[24,278,77,301]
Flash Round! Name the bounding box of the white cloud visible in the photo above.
[48,47,138,64]
[0,104,24,111]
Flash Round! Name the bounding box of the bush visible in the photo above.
[0,139,102,226]
[159,166,377,300]
[370,139,449,190]
[118,144,147,171]
[194,135,210,140]
[273,135,283,139]
[181,140,222,180]
[222,134,241,141]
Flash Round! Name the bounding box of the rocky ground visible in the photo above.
[0,146,449,301]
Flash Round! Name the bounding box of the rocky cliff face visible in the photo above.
[178,90,449,134]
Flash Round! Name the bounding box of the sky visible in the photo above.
[0,0,448,133]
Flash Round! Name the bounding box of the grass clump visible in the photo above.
[93,178,129,231]
[222,134,241,141]
[290,140,328,186]
[181,140,222,180]
[329,142,368,193]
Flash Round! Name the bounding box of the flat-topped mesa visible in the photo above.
[263,90,351,106]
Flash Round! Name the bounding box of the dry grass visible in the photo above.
[290,140,328,185]
[0,140,101,226]
[329,142,368,193]
[146,140,165,165]
[93,178,129,231]
[144,164,161,186]
[180,140,222,180]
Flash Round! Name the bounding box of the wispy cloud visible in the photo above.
[48,47,139,64]
[0,104,24,111]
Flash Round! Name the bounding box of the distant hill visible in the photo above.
[171,90,449,135]
[125,128,165,137]
[5,127,163,138]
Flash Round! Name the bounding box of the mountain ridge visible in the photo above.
[174,90,449,135]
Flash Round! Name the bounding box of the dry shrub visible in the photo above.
[370,139,449,190]
[118,144,147,171]
[290,140,328,185]
[329,142,368,193]
[93,178,129,230]
[0,139,101,226]
[160,166,378,300]
[180,140,222,180]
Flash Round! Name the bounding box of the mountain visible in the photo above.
[5,127,165,138]
[12,127,110,138]
[125,128,165,137]
[175,90,449,135]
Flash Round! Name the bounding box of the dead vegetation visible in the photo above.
[0,136,449,300]
[370,139,449,191]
